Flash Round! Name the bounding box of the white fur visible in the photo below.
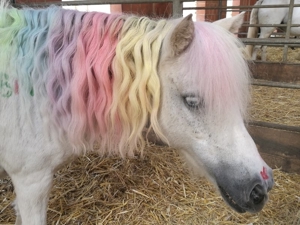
[213,12,245,34]
[247,0,300,60]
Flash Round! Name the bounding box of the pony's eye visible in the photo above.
[183,95,203,110]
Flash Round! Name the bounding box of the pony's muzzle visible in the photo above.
[217,165,274,213]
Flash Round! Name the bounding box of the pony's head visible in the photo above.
[157,14,273,213]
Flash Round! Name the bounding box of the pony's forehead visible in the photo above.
[178,21,250,116]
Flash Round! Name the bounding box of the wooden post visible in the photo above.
[248,122,300,174]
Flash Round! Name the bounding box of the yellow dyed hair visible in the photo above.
[110,16,172,157]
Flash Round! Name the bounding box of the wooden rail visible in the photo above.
[250,62,300,83]
[248,121,300,174]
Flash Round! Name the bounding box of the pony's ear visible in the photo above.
[170,14,194,56]
[213,12,245,34]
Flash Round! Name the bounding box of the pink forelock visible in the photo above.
[186,22,250,119]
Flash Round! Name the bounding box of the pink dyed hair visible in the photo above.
[186,22,250,124]
[69,12,126,150]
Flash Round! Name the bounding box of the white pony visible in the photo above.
[246,0,300,60]
[0,2,273,224]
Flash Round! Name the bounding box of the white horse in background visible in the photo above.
[246,0,300,61]
[0,1,273,224]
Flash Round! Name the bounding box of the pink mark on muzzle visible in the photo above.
[260,167,269,180]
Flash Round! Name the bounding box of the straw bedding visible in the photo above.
[0,145,299,225]
[256,46,300,63]
[250,86,300,127]
[251,45,300,127]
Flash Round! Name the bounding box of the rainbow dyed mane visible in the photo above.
[0,3,172,156]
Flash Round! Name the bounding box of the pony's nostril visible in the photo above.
[250,185,265,205]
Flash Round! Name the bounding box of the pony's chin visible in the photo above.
[218,185,246,213]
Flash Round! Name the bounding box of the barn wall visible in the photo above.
[195,1,205,21]
[121,3,172,18]
[203,0,227,21]
[110,4,122,13]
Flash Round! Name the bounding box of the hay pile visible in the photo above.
[1,144,300,224]
[256,46,300,63]
[250,86,300,126]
